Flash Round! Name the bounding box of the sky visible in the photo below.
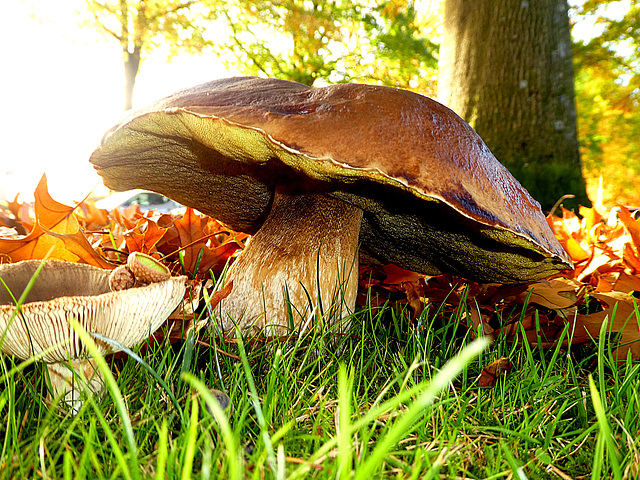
[1,0,233,204]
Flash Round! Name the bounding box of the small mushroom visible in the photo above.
[0,258,186,412]
[90,77,572,335]
[109,252,171,291]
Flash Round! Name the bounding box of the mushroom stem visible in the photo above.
[216,191,363,335]
[46,358,104,414]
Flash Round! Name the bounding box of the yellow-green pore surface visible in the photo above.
[90,77,572,284]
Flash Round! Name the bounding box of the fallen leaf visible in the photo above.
[613,272,640,293]
[403,281,425,319]
[383,264,423,285]
[123,217,168,254]
[0,175,111,268]
[618,206,640,253]
[170,208,244,277]
[575,292,640,359]
[478,357,512,387]
[524,278,581,310]
[6,195,33,232]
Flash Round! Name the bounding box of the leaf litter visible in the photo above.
[2,175,640,368]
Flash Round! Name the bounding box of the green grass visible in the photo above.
[1,289,639,479]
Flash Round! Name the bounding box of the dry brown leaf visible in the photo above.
[465,307,495,337]
[403,281,425,319]
[171,208,243,277]
[75,199,111,230]
[575,291,640,359]
[478,357,512,387]
[524,278,581,310]
[382,264,423,285]
[613,272,640,293]
[6,195,33,232]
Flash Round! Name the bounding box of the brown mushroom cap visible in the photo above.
[0,260,186,362]
[90,76,571,284]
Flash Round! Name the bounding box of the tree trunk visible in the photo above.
[123,45,141,111]
[438,0,590,211]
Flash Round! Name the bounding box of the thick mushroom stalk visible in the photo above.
[217,190,362,335]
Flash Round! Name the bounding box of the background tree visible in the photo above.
[84,0,218,109]
[215,0,438,91]
[438,0,590,211]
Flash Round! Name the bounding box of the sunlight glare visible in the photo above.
[1,0,230,205]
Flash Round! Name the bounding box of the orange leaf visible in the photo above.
[76,200,110,230]
[172,209,245,277]
[123,217,168,254]
[0,175,111,268]
[618,206,640,252]
[579,205,602,233]
[173,208,208,273]
[562,236,591,263]
[623,243,640,274]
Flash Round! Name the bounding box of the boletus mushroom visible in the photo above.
[90,77,572,335]
[0,256,186,412]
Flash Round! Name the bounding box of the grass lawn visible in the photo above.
[1,288,638,479]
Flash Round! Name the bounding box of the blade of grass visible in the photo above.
[155,419,169,480]
[235,327,281,479]
[67,317,140,480]
[84,394,128,480]
[180,397,198,480]
[90,332,183,421]
[588,374,622,480]
[598,314,610,411]
[500,441,527,480]
[352,338,489,480]
[338,365,354,480]
[183,374,241,480]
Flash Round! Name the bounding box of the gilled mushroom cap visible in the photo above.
[91,77,572,284]
[0,260,186,362]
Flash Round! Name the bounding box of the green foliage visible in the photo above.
[573,65,640,205]
[578,0,640,88]
[83,0,218,60]
[215,0,438,90]
[78,0,439,107]
[571,0,640,205]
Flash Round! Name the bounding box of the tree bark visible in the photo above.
[438,0,590,211]
[123,45,141,111]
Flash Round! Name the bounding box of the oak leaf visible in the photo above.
[575,291,640,360]
[0,175,111,268]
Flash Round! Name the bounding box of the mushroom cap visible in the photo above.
[0,260,186,363]
[90,77,572,284]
